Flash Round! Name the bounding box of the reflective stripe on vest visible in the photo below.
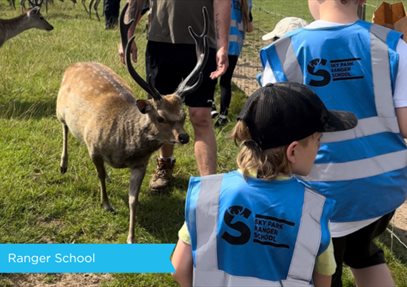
[307,149,407,181]
[370,25,396,119]
[228,0,246,56]
[192,174,326,287]
[270,25,404,182]
[275,37,303,84]
[320,117,399,143]
[231,19,244,32]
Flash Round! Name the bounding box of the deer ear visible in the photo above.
[136,99,152,114]
[28,6,40,16]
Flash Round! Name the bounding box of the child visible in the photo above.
[171,82,357,287]
[259,1,407,286]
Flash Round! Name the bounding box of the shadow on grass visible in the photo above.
[127,175,189,242]
[0,100,56,119]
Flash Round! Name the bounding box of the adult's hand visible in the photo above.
[118,39,138,64]
[210,46,228,79]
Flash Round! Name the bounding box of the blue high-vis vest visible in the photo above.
[259,20,407,222]
[228,0,251,56]
[185,171,334,287]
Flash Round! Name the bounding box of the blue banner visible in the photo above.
[0,244,175,273]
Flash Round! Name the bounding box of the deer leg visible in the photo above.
[82,0,89,14]
[88,0,94,18]
[127,165,147,243]
[20,0,25,13]
[94,0,100,21]
[60,124,69,174]
[91,155,114,212]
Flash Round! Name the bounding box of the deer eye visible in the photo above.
[157,116,165,123]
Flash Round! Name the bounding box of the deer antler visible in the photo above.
[28,0,43,8]
[175,7,209,99]
[119,3,162,101]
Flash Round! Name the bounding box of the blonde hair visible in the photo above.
[231,121,310,180]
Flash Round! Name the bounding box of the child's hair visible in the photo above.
[241,0,251,31]
[231,121,311,180]
[234,82,357,179]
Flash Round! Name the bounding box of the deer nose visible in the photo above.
[178,133,189,144]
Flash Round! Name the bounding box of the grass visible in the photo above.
[0,1,407,286]
[0,2,241,286]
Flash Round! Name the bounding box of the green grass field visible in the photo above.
[0,1,406,286]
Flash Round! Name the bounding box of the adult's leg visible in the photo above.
[146,41,186,191]
[151,106,216,189]
[189,107,217,175]
[341,212,395,287]
[149,144,176,191]
[351,264,394,287]
[331,236,347,287]
[104,0,120,28]
[219,55,238,116]
[159,144,174,158]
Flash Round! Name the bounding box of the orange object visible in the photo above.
[372,2,406,29]
[395,17,407,36]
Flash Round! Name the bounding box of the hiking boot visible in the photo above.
[149,157,175,192]
[215,115,229,127]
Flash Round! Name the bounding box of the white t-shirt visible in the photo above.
[262,20,407,237]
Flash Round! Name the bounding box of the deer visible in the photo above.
[87,0,101,21]
[56,3,209,243]
[0,6,53,48]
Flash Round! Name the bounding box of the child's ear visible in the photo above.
[286,141,298,164]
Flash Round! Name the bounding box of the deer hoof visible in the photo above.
[126,236,135,244]
[102,203,115,213]
[60,166,67,174]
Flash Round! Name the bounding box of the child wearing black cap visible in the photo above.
[171,82,357,287]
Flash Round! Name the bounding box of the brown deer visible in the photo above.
[56,3,209,243]
[0,6,53,48]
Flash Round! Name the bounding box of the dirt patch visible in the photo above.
[233,54,262,96]
[5,273,112,287]
[392,201,407,244]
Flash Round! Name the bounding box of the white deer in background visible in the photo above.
[0,6,53,48]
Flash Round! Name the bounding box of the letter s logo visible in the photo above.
[307,58,331,87]
[221,205,251,245]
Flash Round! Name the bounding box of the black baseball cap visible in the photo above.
[237,82,358,150]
